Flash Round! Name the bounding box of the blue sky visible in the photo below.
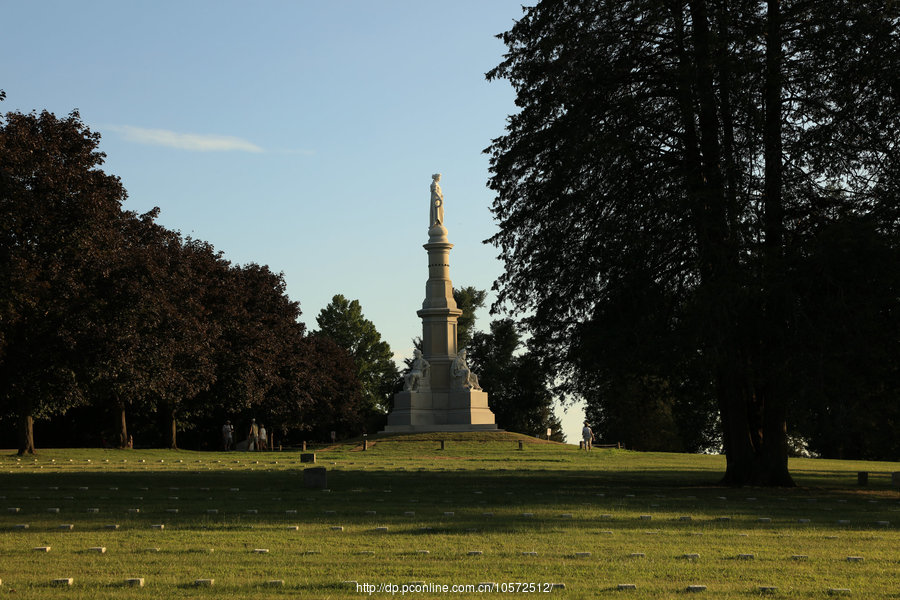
[2,0,585,439]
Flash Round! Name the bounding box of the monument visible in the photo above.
[382,174,498,432]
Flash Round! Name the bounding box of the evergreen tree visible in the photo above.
[486,0,900,483]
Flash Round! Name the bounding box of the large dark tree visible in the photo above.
[1,109,126,454]
[80,208,173,448]
[486,0,900,483]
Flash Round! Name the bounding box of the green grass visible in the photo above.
[1,434,898,599]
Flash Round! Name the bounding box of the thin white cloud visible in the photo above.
[111,125,263,153]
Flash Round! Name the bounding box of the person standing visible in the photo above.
[222,420,234,451]
[582,421,595,452]
[249,418,259,451]
[257,424,268,452]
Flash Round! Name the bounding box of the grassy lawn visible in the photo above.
[1,432,898,599]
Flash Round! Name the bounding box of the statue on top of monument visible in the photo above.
[451,349,482,391]
[429,173,444,227]
[404,348,431,392]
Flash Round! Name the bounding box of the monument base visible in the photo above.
[381,389,498,433]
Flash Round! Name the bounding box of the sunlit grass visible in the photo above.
[1,435,898,598]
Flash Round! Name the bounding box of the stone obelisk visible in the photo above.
[382,174,498,432]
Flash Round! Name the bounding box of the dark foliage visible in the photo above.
[1,107,370,450]
[485,0,900,479]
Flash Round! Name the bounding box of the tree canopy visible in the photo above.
[468,319,564,441]
[486,0,900,481]
[1,107,370,452]
[315,294,399,418]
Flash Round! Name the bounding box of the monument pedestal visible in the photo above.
[381,174,497,434]
[383,389,497,432]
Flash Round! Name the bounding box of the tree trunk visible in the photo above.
[116,397,128,449]
[759,0,794,487]
[17,413,36,456]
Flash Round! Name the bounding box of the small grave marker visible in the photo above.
[252,548,269,553]
[51,578,73,586]
[331,526,344,531]
[791,555,809,560]
[87,508,99,513]
[88,547,106,553]
[618,584,637,590]
[151,524,164,530]
[630,552,645,558]
[522,551,537,556]
[374,526,388,532]
[417,550,430,555]
[13,524,29,530]
[757,517,771,523]
[640,515,652,520]
[194,579,214,587]
[467,550,483,556]
[125,578,144,587]
[758,586,777,594]
[266,580,284,587]
[846,556,864,562]
[47,508,60,513]
[105,524,120,530]
[737,553,755,560]
[58,524,74,530]
[686,585,707,592]
[33,546,51,552]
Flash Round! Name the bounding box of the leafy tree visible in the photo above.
[315,295,399,414]
[79,208,172,448]
[787,209,900,460]
[1,109,126,454]
[199,262,303,422]
[573,269,719,452]
[485,0,900,483]
[468,319,563,440]
[453,286,487,350]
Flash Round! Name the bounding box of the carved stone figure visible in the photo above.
[404,348,431,392]
[451,349,481,390]
[429,173,444,227]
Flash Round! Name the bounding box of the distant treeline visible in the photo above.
[1,107,373,454]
